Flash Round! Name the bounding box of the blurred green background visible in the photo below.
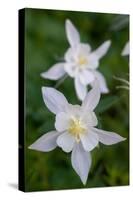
[24,8,129,191]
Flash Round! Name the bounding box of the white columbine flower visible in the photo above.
[29,85,126,185]
[41,19,111,101]
[122,41,129,56]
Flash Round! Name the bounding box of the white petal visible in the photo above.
[66,104,82,116]
[81,111,98,127]
[41,63,66,80]
[80,130,99,151]
[92,71,109,93]
[71,143,92,185]
[57,132,75,152]
[55,112,69,132]
[87,53,99,69]
[42,87,69,114]
[93,40,111,59]
[74,76,87,101]
[77,43,91,54]
[64,47,75,62]
[79,70,95,85]
[65,19,80,47]
[81,82,100,111]
[28,131,60,152]
[93,128,126,145]
[122,41,129,56]
[64,63,77,77]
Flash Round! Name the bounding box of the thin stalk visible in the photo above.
[54,74,69,89]
[116,85,129,90]
[113,76,129,85]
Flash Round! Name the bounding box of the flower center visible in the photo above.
[77,55,88,67]
[68,117,86,142]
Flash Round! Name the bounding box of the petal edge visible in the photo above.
[65,19,80,47]
[71,143,92,185]
[93,128,126,145]
[42,87,69,114]
[28,131,60,152]
[41,63,66,80]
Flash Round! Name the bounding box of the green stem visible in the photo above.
[54,74,68,89]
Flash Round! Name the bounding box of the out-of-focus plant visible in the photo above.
[41,19,111,101]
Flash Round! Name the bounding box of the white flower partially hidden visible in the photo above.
[122,41,129,56]
[29,85,126,185]
[115,41,129,90]
[41,19,111,101]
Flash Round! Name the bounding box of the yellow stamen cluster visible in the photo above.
[78,55,88,66]
[68,118,86,142]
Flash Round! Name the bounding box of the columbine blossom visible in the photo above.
[41,19,111,101]
[122,41,129,56]
[29,85,125,185]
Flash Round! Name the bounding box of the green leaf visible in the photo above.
[96,95,120,113]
